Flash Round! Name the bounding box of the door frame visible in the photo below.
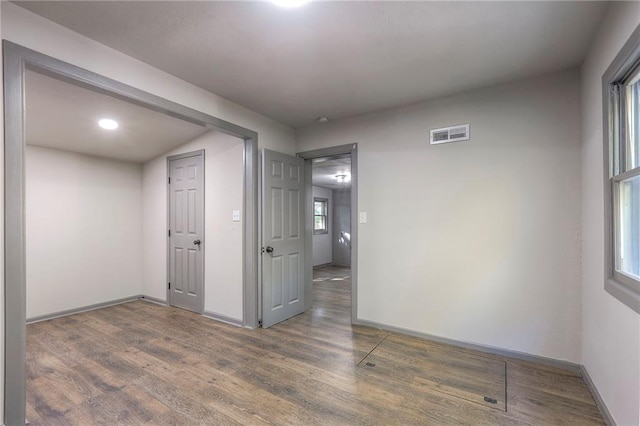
[297,144,358,324]
[167,150,206,314]
[3,41,261,425]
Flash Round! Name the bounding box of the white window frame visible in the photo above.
[313,197,329,235]
[602,25,640,314]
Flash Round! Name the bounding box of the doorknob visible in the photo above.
[193,239,201,245]
[265,246,274,253]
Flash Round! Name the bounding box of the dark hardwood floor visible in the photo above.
[26,265,604,425]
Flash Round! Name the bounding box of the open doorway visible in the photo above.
[298,144,358,324]
[311,155,352,317]
[4,42,260,424]
[24,68,211,321]
[22,66,251,423]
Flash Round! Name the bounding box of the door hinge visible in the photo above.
[261,246,265,254]
[168,282,171,289]
[168,230,171,237]
[168,176,171,184]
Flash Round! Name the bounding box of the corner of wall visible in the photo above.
[579,2,640,425]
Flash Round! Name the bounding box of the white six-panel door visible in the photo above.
[169,152,204,313]
[262,149,305,328]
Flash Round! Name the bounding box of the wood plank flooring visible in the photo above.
[358,335,508,412]
[26,265,604,425]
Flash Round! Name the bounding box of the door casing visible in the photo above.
[297,144,358,324]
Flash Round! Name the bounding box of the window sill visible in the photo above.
[606,278,640,314]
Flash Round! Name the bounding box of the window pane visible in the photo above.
[624,79,640,171]
[314,201,324,215]
[617,173,640,279]
[314,215,326,230]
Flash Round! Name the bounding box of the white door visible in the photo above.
[262,149,305,328]
[168,151,204,313]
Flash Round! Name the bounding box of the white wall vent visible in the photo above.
[429,124,470,145]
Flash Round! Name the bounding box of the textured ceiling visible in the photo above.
[16,1,607,128]
[25,70,209,163]
[312,156,351,190]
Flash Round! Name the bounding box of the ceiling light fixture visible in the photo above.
[335,173,351,183]
[317,116,329,123]
[98,118,119,130]
[271,0,310,8]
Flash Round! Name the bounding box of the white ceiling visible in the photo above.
[25,70,209,163]
[15,1,608,128]
[312,156,351,190]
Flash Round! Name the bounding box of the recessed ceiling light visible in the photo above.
[98,118,119,130]
[272,0,310,8]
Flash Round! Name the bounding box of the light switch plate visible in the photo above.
[232,210,241,222]
[359,212,367,224]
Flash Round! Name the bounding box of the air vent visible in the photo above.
[430,124,470,145]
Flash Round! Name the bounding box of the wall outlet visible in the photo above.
[359,212,367,224]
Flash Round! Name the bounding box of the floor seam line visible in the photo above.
[504,362,508,413]
[356,334,388,367]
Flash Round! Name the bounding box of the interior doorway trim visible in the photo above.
[296,143,358,324]
[3,40,260,425]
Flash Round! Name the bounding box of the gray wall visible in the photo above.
[580,2,640,424]
[297,69,582,362]
[332,188,351,266]
[143,131,245,321]
[26,146,143,319]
